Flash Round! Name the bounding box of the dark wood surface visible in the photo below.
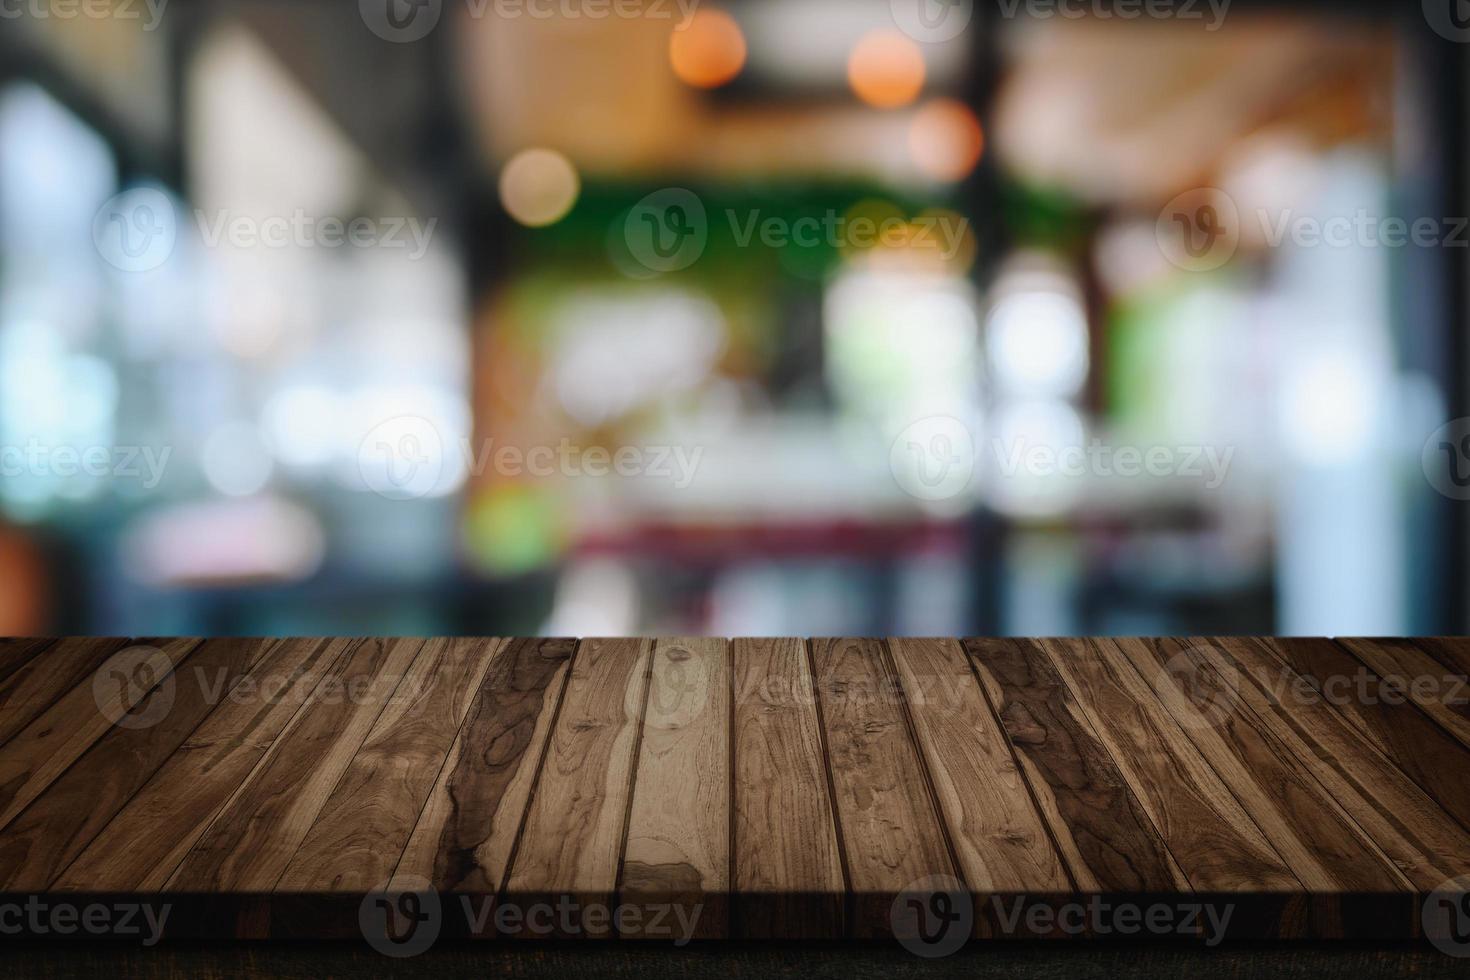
[2,636,1469,945]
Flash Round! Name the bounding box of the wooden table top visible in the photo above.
[1,637,1469,948]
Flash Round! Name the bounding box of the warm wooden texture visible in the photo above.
[810,637,957,938]
[731,637,845,939]
[622,638,730,939]
[1265,638,1470,832]
[395,637,574,898]
[964,638,1187,894]
[0,638,53,686]
[889,638,1069,894]
[503,637,653,937]
[0,638,195,827]
[2,636,1469,945]
[275,638,506,892]
[1039,638,1303,896]
[55,637,353,891]
[0,638,262,889]
[167,638,426,891]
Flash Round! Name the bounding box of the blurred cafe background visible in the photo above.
[0,0,1466,638]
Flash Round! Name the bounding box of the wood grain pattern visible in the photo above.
[1336,637,1470,751]
[502,638,652,937]
[168,638,425,891]
[0,635,1467,945]
[0,638,121,747]
[0,637,262,889]
[275,638,506,892]
[393,638,574,907]
[1264,637,1470,833]
[1410,637,1470,678]
[889,638,1068,895]
[963,638,1187,893]
[1039,638,1303,895]
[0,638,58,709]
[731,637,845,939]
[810,637,957,938]
[0,638,201,832]
[622,638,730,939]
[1210,637,1470,890]
[54,637,353,891]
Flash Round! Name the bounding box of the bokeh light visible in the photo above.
[909,98,984,181]
[847,30,926,109]
[498,148,581,228]
[668,9,748,90]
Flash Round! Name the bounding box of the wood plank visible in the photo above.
[1116,638,1412,937]
[731,637,845,939]
[1336,638,1470,751]
[502,638,653,938]
[962,638,1187,894]
[621,638,730,940]
[275,638,507,892]
[888,638,1069,897]
[1263,638,1470,833]
[0,638,202,831]
[0,637,264,890]
[395,638,574,901]
[0,638,55,687]
[54,638,356,891]
[0,637,133,747]
[1211,637,1470,887]
[167,638,426,891]
[1411,637,1470,678]
[809,637,957,938]
[1037,638,1303,895]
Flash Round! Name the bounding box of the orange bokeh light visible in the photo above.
[909,98,985,181]
[848,30,926,109]
[669,9,747,90]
